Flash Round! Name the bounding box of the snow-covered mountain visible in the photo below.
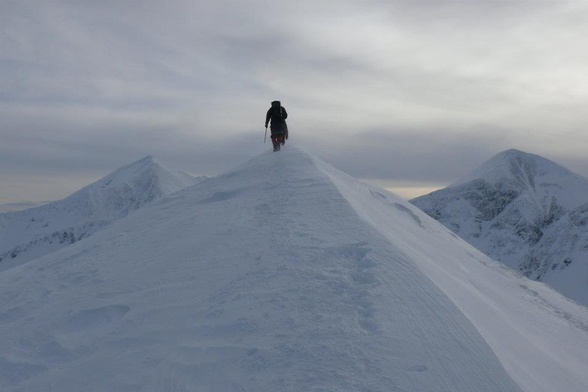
[411,149,588,306]
[0,156,201,270]
[1,146,587,392]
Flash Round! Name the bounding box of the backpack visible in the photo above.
[270,101,284,122]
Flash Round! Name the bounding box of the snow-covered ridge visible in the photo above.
[411,149,588,306]
[1,145,587,391]
[0,156,201,269]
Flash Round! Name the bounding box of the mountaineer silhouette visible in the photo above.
[265,100,288,151]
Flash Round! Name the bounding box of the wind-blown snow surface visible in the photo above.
[411,149,588,306]
[1,146,587,391]
[0,156,199,271]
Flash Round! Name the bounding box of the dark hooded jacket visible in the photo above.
[265,101,288,135]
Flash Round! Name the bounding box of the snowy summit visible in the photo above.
[1,146,587,391]
[412,149,588,306]
[0,156,199,270]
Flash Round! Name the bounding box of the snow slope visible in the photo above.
[0,201,46,213]
[0,156,200,270]
[1,146,587,392]
[411,149,588,306]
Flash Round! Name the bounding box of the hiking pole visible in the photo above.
[264,127,268,143]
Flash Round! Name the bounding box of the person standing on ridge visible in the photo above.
[265,101,288,151]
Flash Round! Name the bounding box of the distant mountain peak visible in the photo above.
[139,154,154,161]
[131,154,158,167]
[100,155,157,180]
[498,148,532,158]
[72,155,195,201]
[412,148,588,306]
[0,156,201,270]
[453,149,579,191]
[488,149,553,170]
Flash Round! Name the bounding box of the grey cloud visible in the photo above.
[2,0,588,203]
[301,126,509,184]
[0,104,265,174]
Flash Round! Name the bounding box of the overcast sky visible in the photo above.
[2,0,588,206]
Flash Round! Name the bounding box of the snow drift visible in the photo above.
[1,146,587,392]
[0,156,200,270]
[411,149,588,306]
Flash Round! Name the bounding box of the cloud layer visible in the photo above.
[2,0,588,203]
